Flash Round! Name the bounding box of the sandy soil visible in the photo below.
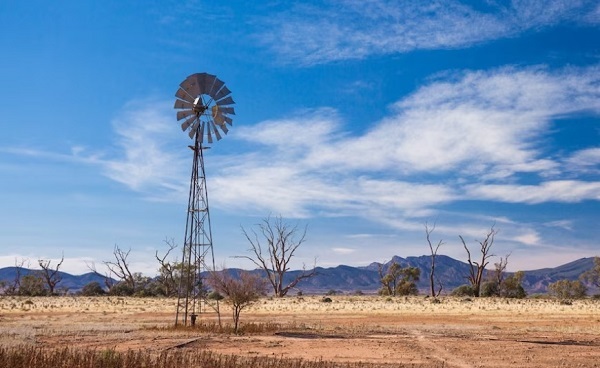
[0,295,599,367]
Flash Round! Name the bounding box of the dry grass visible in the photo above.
[0,345,404,368]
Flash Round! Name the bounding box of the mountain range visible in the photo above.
[0,255,596,295]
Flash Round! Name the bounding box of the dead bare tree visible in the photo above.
[238,215,316,297]
[425,221,444,297]
[104,245,136,293]
[459,225,498,297]
[207,269,267,333]
[4,258,27,295]
[493,253,511,286]
[38,254,65,295]
[155,238,179,297]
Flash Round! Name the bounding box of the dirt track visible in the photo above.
[1,296,599,367]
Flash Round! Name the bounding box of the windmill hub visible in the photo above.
[192,96,207,115]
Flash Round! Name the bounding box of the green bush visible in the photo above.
[480,281,499,297]
[451,285,475,297]
[207,291,224,300]
[548,279,587,300]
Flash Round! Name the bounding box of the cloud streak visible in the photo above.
[258,0,599,65]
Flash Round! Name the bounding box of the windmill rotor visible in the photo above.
[174,73,235,144]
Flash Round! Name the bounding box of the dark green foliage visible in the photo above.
[108,281,134,296]
[500,271,526,299]
[321,297,332,303]
[548,279,587,299]
[481,271,526,299]
[480,281,499,297]
[451,284,475,297]
[208,291,224,300]
[80,281,106,296]
[378,262,420,296]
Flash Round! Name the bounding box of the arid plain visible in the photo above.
[0,296,599,367]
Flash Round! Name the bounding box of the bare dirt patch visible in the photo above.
[1,296,599,367]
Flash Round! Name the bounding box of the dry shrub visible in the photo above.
[157,320,286,334]
[0,345,405,368]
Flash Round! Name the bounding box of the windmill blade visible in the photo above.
[180,75,200,97]
[209,78,225,97]
[206,122,213,144]
[216,96,235,106]
[177,109,195,121]
[175,88,195,103]
[174,99,194,109]
[218,106,235,115]
[213,112,225,126]
[222,115,233,125]
[210,121,222,141]
[213,85,231,102]
[219,122,229,135]
[181,115,196,131]
[198,120,205,142]
[197,73,215,95]
[188,121,199,139]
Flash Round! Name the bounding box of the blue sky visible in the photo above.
[1,0,599,276]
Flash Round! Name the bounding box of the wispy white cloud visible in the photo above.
[564,147,600,174]
[258,0,599,65]
[466,180,600,203]
[102,99,189,201]
[332,247,356,255]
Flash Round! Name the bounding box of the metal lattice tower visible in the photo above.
[173,73,235,326]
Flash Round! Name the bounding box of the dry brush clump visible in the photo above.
[0,345,411,368]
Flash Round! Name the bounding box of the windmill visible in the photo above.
[173,73,235,326]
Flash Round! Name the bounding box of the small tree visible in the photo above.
[500,271,526,298]
[19,274,47,296]
[580,256,600,289]
[38,254,64,295]
[481,253,513,297]
[207,270,267,333]
[378,262,420,296]
[548,279,587,300]
[460,225,498,297]
[238,215,316,297]
[425,221,444,297]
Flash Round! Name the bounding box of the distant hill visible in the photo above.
[0,267,110,293]
[0,256,596,295]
